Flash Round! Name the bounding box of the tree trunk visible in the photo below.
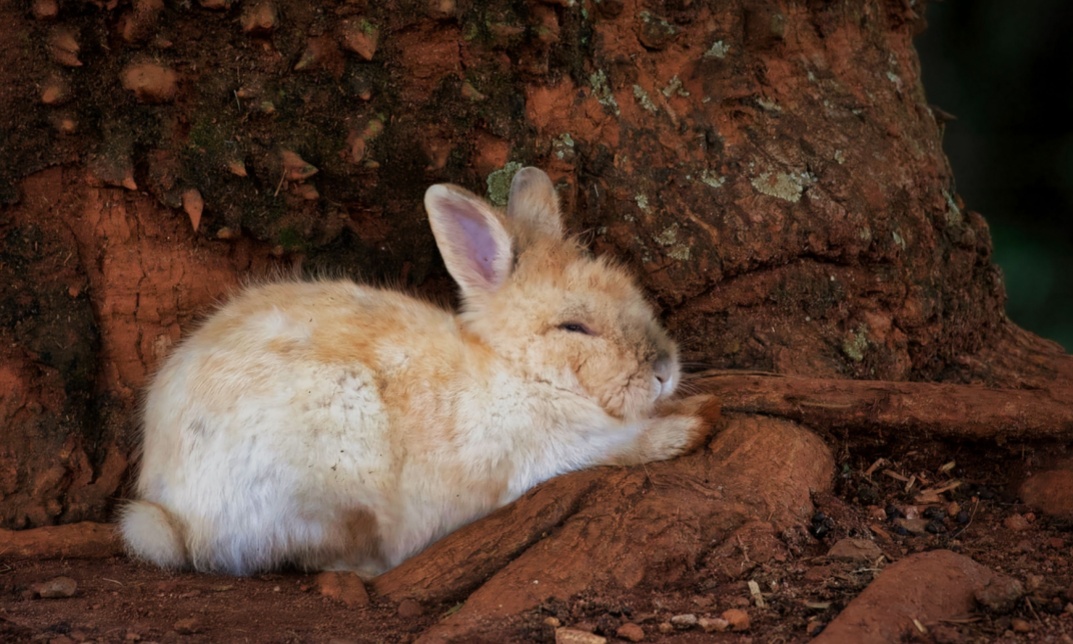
[2,0,1070,639]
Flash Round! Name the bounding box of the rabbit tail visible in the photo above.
[119,500,188,569]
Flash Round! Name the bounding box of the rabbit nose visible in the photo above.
[653,352,677,396]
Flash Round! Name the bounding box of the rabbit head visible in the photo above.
[425,167,680,423]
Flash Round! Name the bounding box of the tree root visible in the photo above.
[693,372,1073,441]
[376,416,834,641]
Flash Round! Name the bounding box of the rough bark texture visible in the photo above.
[2,0,1072,640]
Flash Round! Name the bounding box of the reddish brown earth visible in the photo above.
[3,0,1073,642]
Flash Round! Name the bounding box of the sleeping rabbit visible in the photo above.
[119,167,719,577]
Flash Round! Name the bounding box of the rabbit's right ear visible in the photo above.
[507,167,564,240]
[425,184,514,298]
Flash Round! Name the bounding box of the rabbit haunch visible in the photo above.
[119,167,714,577]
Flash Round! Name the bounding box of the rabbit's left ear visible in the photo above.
[507,167,563,240]
[425,184,514,299]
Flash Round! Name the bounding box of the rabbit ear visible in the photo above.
[425,184,514,297]
[507,167,564,239]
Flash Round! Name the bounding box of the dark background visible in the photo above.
[916,1,1073,350]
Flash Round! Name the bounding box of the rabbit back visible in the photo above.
[127,279,485,575]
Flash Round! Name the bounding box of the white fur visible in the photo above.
[120,168,711,576]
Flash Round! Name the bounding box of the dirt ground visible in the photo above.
[4,437,1073,643]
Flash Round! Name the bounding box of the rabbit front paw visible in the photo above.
[612,394,721,466]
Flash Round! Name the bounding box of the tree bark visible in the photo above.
[1,0,1070,637]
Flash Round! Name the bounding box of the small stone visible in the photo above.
[33,0,59,20]
[226,159,248,177]
[121,63,179,103]
[554,627,606,644]
[173,617,202,634]
[1003,514,1030,532]
[345,130,366,165]
[657,622,674,634]
[40,75,70,105]
[894,517,929,535]
[974,575,1024,613]
[340,19,379,60]
[827,538,883,563]
[315,571,369,607]
[946,501,961,517]
[55,114,77,133]
[397,598,424,618]
[543,617,561,627]
[48,27,82,67]
[698,617,729,632]
[182,188,204,232]
[670,613,697,629]
[281,150,318,181]
[216,226,238,240]
[615,622,644,642]
[1010,618,1032,633]
[1021,469,1073,518]
[461,81,487,102]
[721,608,750,631]
[241,1,278,34]
[30,576,77,599]
[122,0,164,43]
[293,37,340,72]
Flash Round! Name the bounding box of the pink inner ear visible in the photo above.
[455,210,501,286]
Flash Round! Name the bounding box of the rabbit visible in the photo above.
[118,167,720,578]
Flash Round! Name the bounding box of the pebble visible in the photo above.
[669,613,697,629]
[721,608,750,631]
[280,150,319,181]
[809,511,834,539]
[48,26,82,67]
[973,575,1024,613]
[698,617,729,632]
[657,622,673,634]
[827,537,883,563]
[1003,514,1030,532]
[121,63,178,103]
[33,0,59,20]
[182,188,204,232]
[894,517,929,535]
[241,1,278,34]
[1020,469,1073,518]
[340,19,379,60]
[30,576,78,599]
[1010,618,1033,633]
[40,75,70,105]
[554,627,605,644]
[173,617,202,634]
[315,571,369,607]
[397,598,424,618]
[615,622,644,642]
[122,0,164,42]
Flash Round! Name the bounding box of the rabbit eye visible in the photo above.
[559,322,594,335]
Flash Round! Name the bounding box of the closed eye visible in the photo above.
[559,322,595,335]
